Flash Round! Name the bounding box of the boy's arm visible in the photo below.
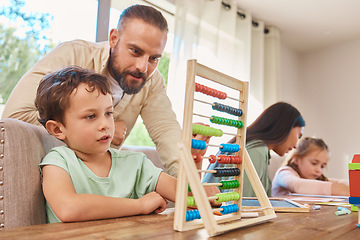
[155,172,177,202]
[42,165,167,222]
[155,172,221,207]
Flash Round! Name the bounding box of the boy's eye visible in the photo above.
[131,48,140,54]
[86,114,95,119]
[105,111,113,117]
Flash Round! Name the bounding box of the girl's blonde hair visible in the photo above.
[286,137,329,181]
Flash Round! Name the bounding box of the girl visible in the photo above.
[203,102,305,197]
[272,137,349,196]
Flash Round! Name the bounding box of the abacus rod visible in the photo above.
[202,182,222,187]
[207,143,223,148]
[194,98,213,106]
[202,156,220,160]
[227,95,242,102]
[223,131,240,137]
[198,169,216,173]
[193,113,211,119]
[208,196,218,200]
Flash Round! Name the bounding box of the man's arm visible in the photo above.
[140,71,182,177]
[2,40,107,124]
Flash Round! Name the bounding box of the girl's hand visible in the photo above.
[331,182,350,196]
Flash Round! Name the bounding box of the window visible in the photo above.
[0,0,98,112]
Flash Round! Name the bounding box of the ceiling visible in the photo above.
[236,0,360,53]
[165,0,360,53]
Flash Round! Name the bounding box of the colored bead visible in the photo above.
[213,167,240,177]
[193,153,202,163]
[212,102,243,117]
[219,180,240,190]
[210,115,244,129]
[195,83,227,100]
[220,204,239,215]
[209,155,217,164]
[220,144,240,153]
[191,139,207,150]
[187,196,196,206]
[186,209,201,221]
[215,192,240,203]
[192,124,223,137]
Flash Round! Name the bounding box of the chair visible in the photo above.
[0,118,64,229]
[0,118,166,230]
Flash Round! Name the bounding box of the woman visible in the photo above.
[203,102,305,197]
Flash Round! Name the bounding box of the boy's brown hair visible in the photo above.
[35,66,111,127]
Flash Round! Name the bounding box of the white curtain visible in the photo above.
[167,0,281,143]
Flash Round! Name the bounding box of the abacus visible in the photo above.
[174,59,276,236]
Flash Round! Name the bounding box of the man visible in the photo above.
[2,5,181,177]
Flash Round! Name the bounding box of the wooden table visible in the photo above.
[1,205,359,239]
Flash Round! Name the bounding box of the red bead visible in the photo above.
[209,155,217,163]
[193,153,202,163]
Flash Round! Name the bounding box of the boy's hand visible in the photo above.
[138,192,168,214]
[112,121,127,146]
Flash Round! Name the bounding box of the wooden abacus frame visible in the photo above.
[174,59,277,236]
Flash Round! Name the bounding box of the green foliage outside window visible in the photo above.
[0,0,54,104]
[0,0,171,147]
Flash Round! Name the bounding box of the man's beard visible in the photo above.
[109,59,147,95]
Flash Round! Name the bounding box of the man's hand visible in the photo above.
[112,120,127,146]
[204,185,222,207]
[192,122,212,169]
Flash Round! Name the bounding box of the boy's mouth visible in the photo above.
[98,135,111,142]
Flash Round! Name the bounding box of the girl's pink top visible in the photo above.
[271,166,347,196]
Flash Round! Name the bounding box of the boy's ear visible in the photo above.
[46,120,66,140]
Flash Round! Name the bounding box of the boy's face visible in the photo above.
[60,83,115,158]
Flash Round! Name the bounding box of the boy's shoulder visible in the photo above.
[46,145,74,157]
[108,148,147,159]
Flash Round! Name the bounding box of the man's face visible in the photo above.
[108,19,167,94]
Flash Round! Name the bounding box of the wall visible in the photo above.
[280,39,360,179]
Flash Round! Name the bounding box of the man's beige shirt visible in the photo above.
[2,40,181,177]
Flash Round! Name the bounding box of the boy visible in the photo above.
[35,66,177,223]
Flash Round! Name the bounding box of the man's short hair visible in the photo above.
[117,4,168,33]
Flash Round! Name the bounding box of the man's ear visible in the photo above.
[46,120,66,140]
[109,28,120,49]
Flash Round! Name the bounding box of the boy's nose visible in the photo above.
[99,117,110,130]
